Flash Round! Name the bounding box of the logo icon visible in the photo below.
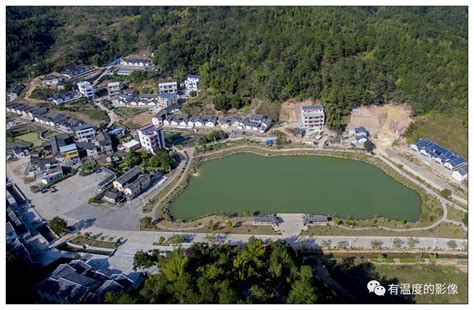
[367,280,386,296]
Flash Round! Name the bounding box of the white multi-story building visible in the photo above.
[184,74,201,91]
[158,82,178,94]
[77,81,95,100]
[137,124,166,154]
[74,124,96,142]
[300,105,325,131]
[107,82,121,97]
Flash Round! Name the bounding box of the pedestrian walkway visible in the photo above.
[276,213,305,237]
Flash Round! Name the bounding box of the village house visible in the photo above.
[410,139,466,170]
[186,116,199,128]
[7,102,85,132]
[42,133,80,165]
[40,168,64,185]
[35,259,134,304]
[120,57,153,68]
[27,106,49,120]
[77,81,95,100]
[95,131,114,154]
[300,105,325,131]
[102,189,124,204]
[58,144,80,165]
[112,166,158,199]
[158,81,178,94]
[60,65,92,80]
[121,139,141,153]
[166,114,189,127]
[114,89,137,105]
[158,92,178,107]
[241,114,272,133]
[27,153,59,178]
[74,124,96,143]
[303,215,332,227]
[184,74,201,91]
[252,215,280,227]
[42,75,63,87]
[152,108,173,126]
[349,127,370,146]
[103,190,123,204]
[107,81,121,97]
[218,116,236,129]
[55,117,85,133]
[137,124,166,154]
[201,115,218,127]
[77,141,99,158]
[452,164,468,182]
[7,84,25,102]
[48,90,82,105]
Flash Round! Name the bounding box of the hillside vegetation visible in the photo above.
[7,7,467,135]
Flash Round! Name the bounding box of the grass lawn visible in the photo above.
[42,130,60,140]
[302,222,467,239]
[69,235,117,249]
[404,111,467,158]
[115,106,145,118]
[16,132,42,147]
[53,100,109,124]
[193,224,278,235]
[373,264,467,303]
[447,207,467,223]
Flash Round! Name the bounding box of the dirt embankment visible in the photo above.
[346,104,413,148]
[279,99,319,124]
[21,75,49,105]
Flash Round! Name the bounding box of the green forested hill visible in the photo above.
[7,7,467,131]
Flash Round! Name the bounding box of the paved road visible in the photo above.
[80,226,468,252]
[148,148,194,219]
[383,148,468,207]
[277,213,305,237]
[93,98,120,128]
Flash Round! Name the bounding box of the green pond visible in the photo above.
[171,153,422,220]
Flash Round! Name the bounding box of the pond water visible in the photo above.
[171,153,421,221]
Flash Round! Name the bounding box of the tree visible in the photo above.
[337,241,349,249]
[407,237,419,249]
[392,238,403,248]
[213,95,231,111]
[440,189,452,199]
[447,240,457,250]
[49,216,67,236]
[364,140,376,153]
[370,239,383,249]
[104,291,138,304]
[133,250,156,271]
[287,265,318,303]
[125,151,142,168]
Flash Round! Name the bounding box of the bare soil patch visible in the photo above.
[346,103,413,148]
[122,110,154,129]
[279,98,319,124]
